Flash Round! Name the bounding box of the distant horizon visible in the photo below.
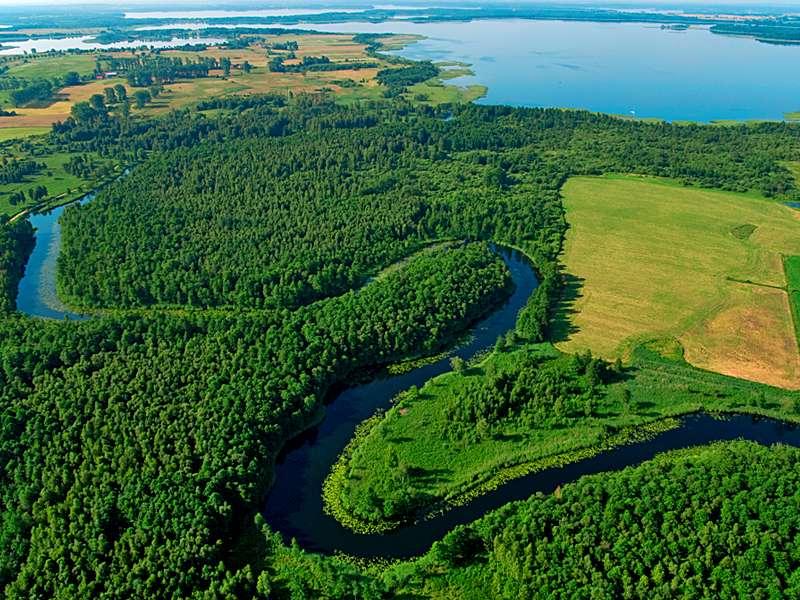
[0,0,798,10]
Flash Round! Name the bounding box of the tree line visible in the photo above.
[0,217,34,313]
[267,54,377,73]
[0,158,41,185]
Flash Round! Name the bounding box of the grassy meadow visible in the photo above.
[0,127,49,141]
[783,160,800,182]
[785,256,800,347]
[1,52,98,80]
[0,133,126,217]
[335,339,800,529]
[398,62,487,105]
[0,52,99,126]
[0,33,461,127]
[553,176,800,389]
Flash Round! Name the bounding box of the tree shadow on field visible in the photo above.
[548,271,585,344]
[411,467,452,488]
[494,432,523,442]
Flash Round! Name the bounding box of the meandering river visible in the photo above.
[17,204,800,560]
[261,244,539,554]
[259,245,800,558]
[266,411,799,559]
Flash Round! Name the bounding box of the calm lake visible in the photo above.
[3,18,797,121]
[290,19,800,123]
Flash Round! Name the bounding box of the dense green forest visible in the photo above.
[0,241,510,598]
[55,98,800,315]
[1,96,800,597]
[56,117,560,311]
[416,440,800,599]
[0,217,34,314]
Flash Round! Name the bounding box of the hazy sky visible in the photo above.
[0,0,797,9]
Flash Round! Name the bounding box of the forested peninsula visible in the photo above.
[2,94,800,598]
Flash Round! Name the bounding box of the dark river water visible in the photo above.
[17,218,799,559]
[260,246,800,559]
[261,245,539,555]
[268,411,799,559]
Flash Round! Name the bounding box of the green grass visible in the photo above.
[709,119,746,126]
[599,172,766,200]
[554,176,800,388]
[0,146,125,217]
[672,119,773,126]
[730,223,758,240]
[609,114,665,124]
[786,256,800,290]
[3,53,98,80]
[437,67,476,80]
[782,160,800,182]
[403,79,487,105]
[0,127,50,141]
[435,61,472,68]
[790,289,800,350]
[335,340,800,528]
[785,257,800,347]
[334,87,386,105]
[709,119,773,126]
[373,34,424,52]
[785,111,800,122]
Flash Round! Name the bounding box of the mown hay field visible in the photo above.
[553,176,800,388]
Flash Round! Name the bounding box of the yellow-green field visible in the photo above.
[553,176,800,389]
[0,126,49,140]
[0,33,465,127]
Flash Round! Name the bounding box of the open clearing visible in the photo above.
[0,126,49,139]
[553,176,800,389]
[0,33,428,124]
